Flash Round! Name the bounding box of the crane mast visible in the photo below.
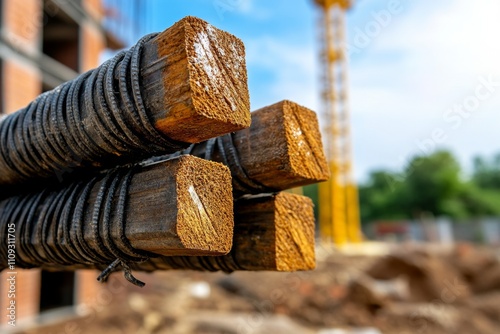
[313,0,362,244]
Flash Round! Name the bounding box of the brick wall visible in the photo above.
[0,270,41,325]
[76,270,105,307]
[81,22,105,71]
[75,0,107,309]
[1,0,42,113]
[1,1,43,324]
[0,50,42,331]
[83,0,104,22]
[2,0,41,54]
[2,60,41,114]
[1,0,111,324]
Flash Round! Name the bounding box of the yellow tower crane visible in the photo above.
[312,0,362,244]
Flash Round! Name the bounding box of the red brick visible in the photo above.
[2,60,41,114]
[0,270,41,325]
[81,23,105,71]
[1,0,114,324]
[3,0,42,52]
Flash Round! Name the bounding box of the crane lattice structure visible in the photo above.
[313,0,362,244]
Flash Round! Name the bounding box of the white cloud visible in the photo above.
[236,0,252,13]
[220,0,270,20]
[242,0,500,181]
[245,36,319,111]
[348,0,500,180]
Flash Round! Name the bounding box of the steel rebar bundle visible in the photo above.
[0,16,250,196]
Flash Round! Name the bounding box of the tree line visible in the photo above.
[303,150,500,224]
[359,150,500,222]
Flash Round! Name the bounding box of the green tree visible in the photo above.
[403,150,463,218]
[472,153,500,190]
[457,182,500,217]
[303,183,319,221]
[359,150,500,222]
[359,170,408,222]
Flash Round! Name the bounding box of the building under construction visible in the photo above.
[0,0,122,324]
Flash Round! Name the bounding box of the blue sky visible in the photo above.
[107,0,500,181]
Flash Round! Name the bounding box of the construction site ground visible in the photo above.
[14,242,500,334]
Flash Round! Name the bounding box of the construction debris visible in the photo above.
[13,244,499,334]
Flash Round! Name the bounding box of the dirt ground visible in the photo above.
[14,242,500,334]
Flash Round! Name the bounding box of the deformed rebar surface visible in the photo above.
[0,166,154,287]
[0,33,189,189]
[149,134,278,196]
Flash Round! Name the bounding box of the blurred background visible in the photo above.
[1,0,499,333]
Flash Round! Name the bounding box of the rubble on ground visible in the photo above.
[15,243,500,334]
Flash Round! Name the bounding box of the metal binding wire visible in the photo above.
[0,167,155,287]
[0,34,190,189]
[147,133,278,196]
